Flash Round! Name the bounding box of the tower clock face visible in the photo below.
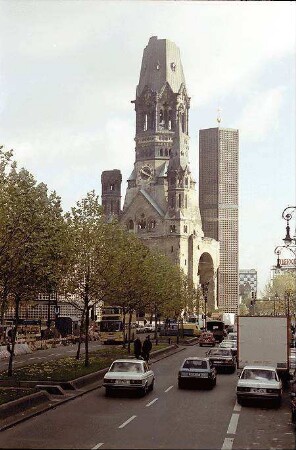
[138,164,153,182]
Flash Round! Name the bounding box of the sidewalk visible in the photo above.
[0,344,185,432]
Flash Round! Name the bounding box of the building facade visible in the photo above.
[101,36,219,309]
[199,127,239,313]
[239,269,258,297]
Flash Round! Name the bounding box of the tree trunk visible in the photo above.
[127,311,132,354]
[84,265,90,368]
[122,307,126,348]
[154,305,158,343]
[84,306,90,367]
[8,294,20,377]
[76,305,86,360]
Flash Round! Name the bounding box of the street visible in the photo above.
[0,344,295,449]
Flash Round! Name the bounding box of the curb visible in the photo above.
[0,344,184,432]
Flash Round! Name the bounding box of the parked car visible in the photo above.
[136,324,146,334]
[227,332,237,341]
[199,331,216,347]
[236,365,282,407]
[178,357,217,389]
[206,348,236,373]
[103,359,155,396]
[219,340,237,357]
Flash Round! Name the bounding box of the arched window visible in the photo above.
[178,194,182,208]
[181,113,185,132]
[160,148,163,156]
[185,195,188,208]
[127,219,134,231]
[170,225,176,233]
[165,149,168,156]
[144,114,148,131]
[168,110,173,130]
[159,109,164,129]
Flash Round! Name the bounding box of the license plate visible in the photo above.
[250,388,266,393]
[115,380,130,384]
[213,360,222,364]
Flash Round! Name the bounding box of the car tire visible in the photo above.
[149,379,154,392]
[105,388,111,397]
[237,397,243,406]
[212,378,217,387]
[199,343,203,347]
[140,383,148,397]
[178,380,184,389]
[274,398,282,408]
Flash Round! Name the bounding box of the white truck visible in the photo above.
[237,316,290,381]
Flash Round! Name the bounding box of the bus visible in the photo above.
[98,306,136,344]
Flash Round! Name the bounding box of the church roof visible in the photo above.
[136,36,186,97]
[139,188,165,217]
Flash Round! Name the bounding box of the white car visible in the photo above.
[236,365,282,407]
[103,359,155,396]
[227,332,237,341]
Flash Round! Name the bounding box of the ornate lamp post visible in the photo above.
[274,206,296,270]
[201,282,209,330]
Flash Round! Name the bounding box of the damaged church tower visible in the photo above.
[101,36,219,308]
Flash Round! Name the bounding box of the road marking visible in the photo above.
[233,401,241,412]
[165,385,173,393]
[29,357,36,360]
[92,444,104,449]
[146,398,158,407]
[227,413,239,435]
[118,415,137,429]
[222,437,234,450]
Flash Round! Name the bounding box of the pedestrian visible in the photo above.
[142,335,152,362]
[133,337,142,359]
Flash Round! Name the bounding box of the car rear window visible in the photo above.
[183,360,208,369]
[241,369,277,381]
[110,362,143,373]
[209,349,232,356]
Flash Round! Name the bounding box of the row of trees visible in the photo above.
[0,148,201,375]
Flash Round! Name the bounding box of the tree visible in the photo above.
[262,271,296,317]
[0,148,69,376]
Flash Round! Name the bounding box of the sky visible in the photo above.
[0,1,295,295]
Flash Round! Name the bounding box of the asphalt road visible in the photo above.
[0,345,295,449]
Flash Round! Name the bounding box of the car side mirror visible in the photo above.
[237,371,241,377]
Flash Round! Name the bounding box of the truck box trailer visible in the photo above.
[237,316,290,379]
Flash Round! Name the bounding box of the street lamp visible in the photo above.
[201,282,209,330]
[274,293,279,316]
[282,206,296,247]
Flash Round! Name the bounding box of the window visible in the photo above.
[144,114,148,131]
[110,184,115,191]
[170,225,176,233]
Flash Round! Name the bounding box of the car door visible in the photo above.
[144,362,153,385]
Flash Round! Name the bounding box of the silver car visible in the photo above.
[103,359,155,396]
[236,365,282,407]
[178,357,217,389]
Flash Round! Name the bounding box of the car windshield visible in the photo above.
[241,369,277,381]
[110,362,143,373]
[183,360,208,369]
[220,342,234,347]
[209,349,232,356]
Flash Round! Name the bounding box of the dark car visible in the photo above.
[178,357,217,389]
[206,348,236,373]
[219,340,237,357]
[199,331,216,347]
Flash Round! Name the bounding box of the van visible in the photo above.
[182,323,202,337]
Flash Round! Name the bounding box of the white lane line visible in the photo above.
[92,443,104,449]
[227,413,239,435]
[165,385,173,393]
[222,437,234,450]
[146,398,158,407]
[29,357,36,360]
[233,401,241,412]
[118,415,137,429]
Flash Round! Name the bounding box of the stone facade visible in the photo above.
[101,36,219,309]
